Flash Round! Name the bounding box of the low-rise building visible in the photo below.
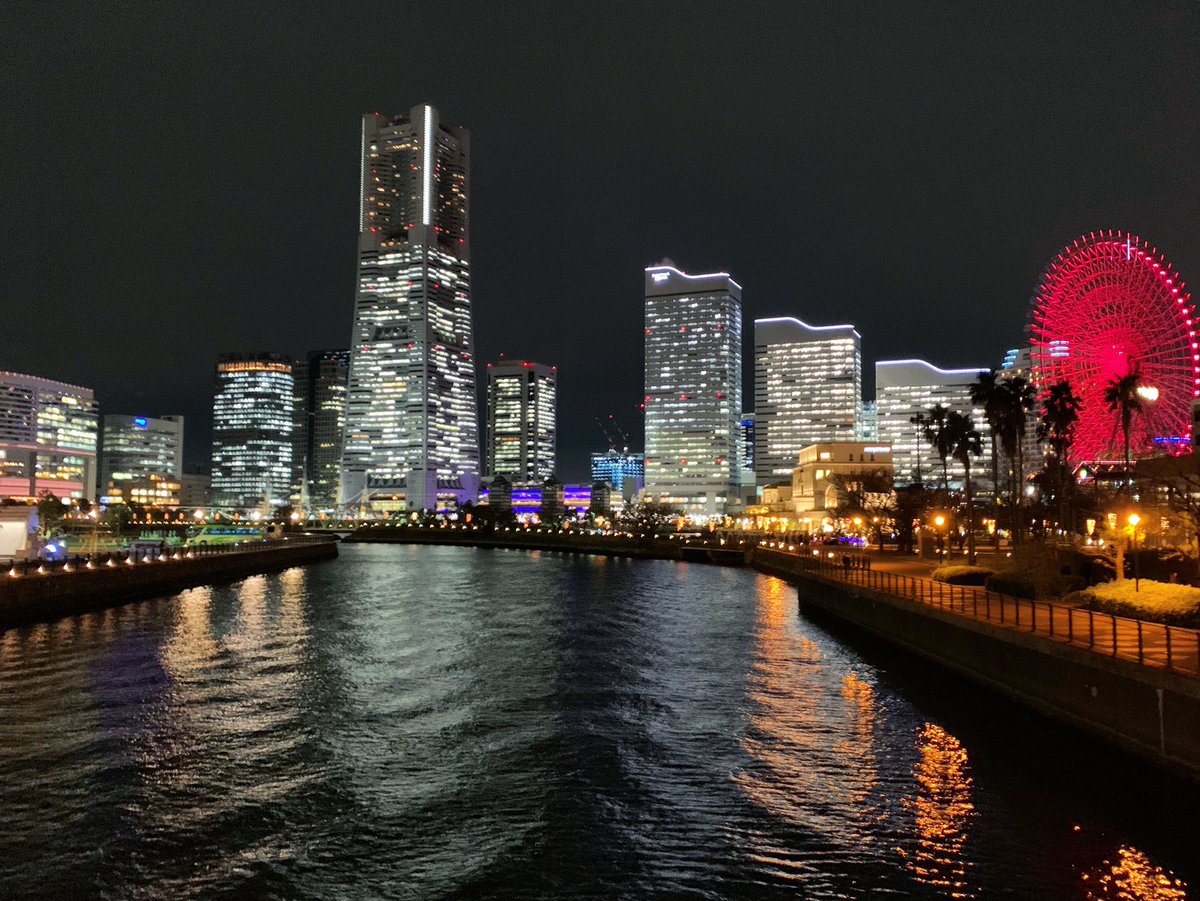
[792,442,894,530]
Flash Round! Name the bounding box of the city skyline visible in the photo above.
[4,5,1197,481]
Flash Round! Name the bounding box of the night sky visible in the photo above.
[3,2,1198,481]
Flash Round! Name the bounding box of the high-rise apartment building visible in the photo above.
[292,350,350,511]
[485,360,556,482]
[643,262,742,516]
[210,353,294,511]
[98,415,184,507]
[875,359,991,488]
[753,316,862,485]
[342,104,479,513]
[0,372,99,501]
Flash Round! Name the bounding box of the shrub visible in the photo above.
[1068,579,1200,628]
[931,565,995,585]
[985,572,1036,599]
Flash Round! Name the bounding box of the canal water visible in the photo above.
[0,544,1194,899]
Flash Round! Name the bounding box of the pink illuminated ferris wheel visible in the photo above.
[1028,230,1197,463]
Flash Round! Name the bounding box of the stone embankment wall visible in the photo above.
[750,546,1200,782]
[351,526,684,560]
[0,540,338,629]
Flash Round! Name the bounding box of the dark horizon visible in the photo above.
[2,2,1198,480]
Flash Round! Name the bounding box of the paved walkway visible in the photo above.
[764,547,1200,678]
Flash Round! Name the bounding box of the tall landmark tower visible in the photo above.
[341,104,479,512]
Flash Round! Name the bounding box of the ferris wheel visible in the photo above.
[1028,230,1197,462]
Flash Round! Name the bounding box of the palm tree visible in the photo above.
[997,376,1038,546]
[1037,380,1082,531]
[909,412,928,485]
[1103,370,1143,484]
[944,410,984,564]
[920,404,952,491]
[971,370,1005,549]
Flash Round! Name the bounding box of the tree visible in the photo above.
[1037,380,1082,532]
[909,412,929,485]
[944,410,983,564]
[1103,370,1143,485]
[971,370,1006,549]
[919,404,952,491]
[827,470,895,548]
[994,376,1038,546]
[36,491,65,537]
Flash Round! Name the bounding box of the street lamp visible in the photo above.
[1127,512,1141,591]
[933,514,947,556]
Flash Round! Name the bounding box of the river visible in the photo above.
[0,543,1194,899]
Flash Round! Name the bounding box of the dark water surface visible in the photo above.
[0,544,1195,899]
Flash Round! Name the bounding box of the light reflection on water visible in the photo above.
[0,547,1194,899]
[903,723,977,899]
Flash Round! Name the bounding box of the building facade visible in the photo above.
[791,441,894,518]
[643,262,742,516]
[0,371,98,501]
[341,103,479,513]
[98,415,184,507]
[485,359,556,482]
[590,450,645,499]
[292,349,350,511]
[753,316,862,486]
[210,353,294,511]
[875,359,991,488]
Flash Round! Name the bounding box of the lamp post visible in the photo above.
[934,514,946,557]
[1128,512,1141,592]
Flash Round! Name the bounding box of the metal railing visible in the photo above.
[2,535,334,579]
[758,544,1200,679]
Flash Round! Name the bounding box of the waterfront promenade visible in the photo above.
[760,543,1200,677]
[0,535,338,629]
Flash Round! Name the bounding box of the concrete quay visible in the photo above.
[0,538,338,630]
[348,524,747,563]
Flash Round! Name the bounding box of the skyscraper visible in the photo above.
[485,359,556,482]
[341,104,479,513]
[753,316,862,485]
[210,353,294,511]
[99,415,184,507]
[875,359,991,488]
[293,350,351,512]
[643,262,742,517]
[0,371,98,501]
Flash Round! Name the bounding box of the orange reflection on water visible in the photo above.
[1083,845,1188,900]
[736,575,883,854]
[902,722,976,899]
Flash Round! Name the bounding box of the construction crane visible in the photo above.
[595,414,631,453]
[595,416,619,451]
[606,414,631,452]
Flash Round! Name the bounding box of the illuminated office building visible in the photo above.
[293,349,350,510]
[861,401,878,441]
[590,450,645,498]
[98,415,184,507]
[0,371,98,501]
[875,359,991,488]
[753,316,861,485]
[342,103,479,512]
[485,359,556,481]
[210,353,294,511]
[643,262,742,516]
